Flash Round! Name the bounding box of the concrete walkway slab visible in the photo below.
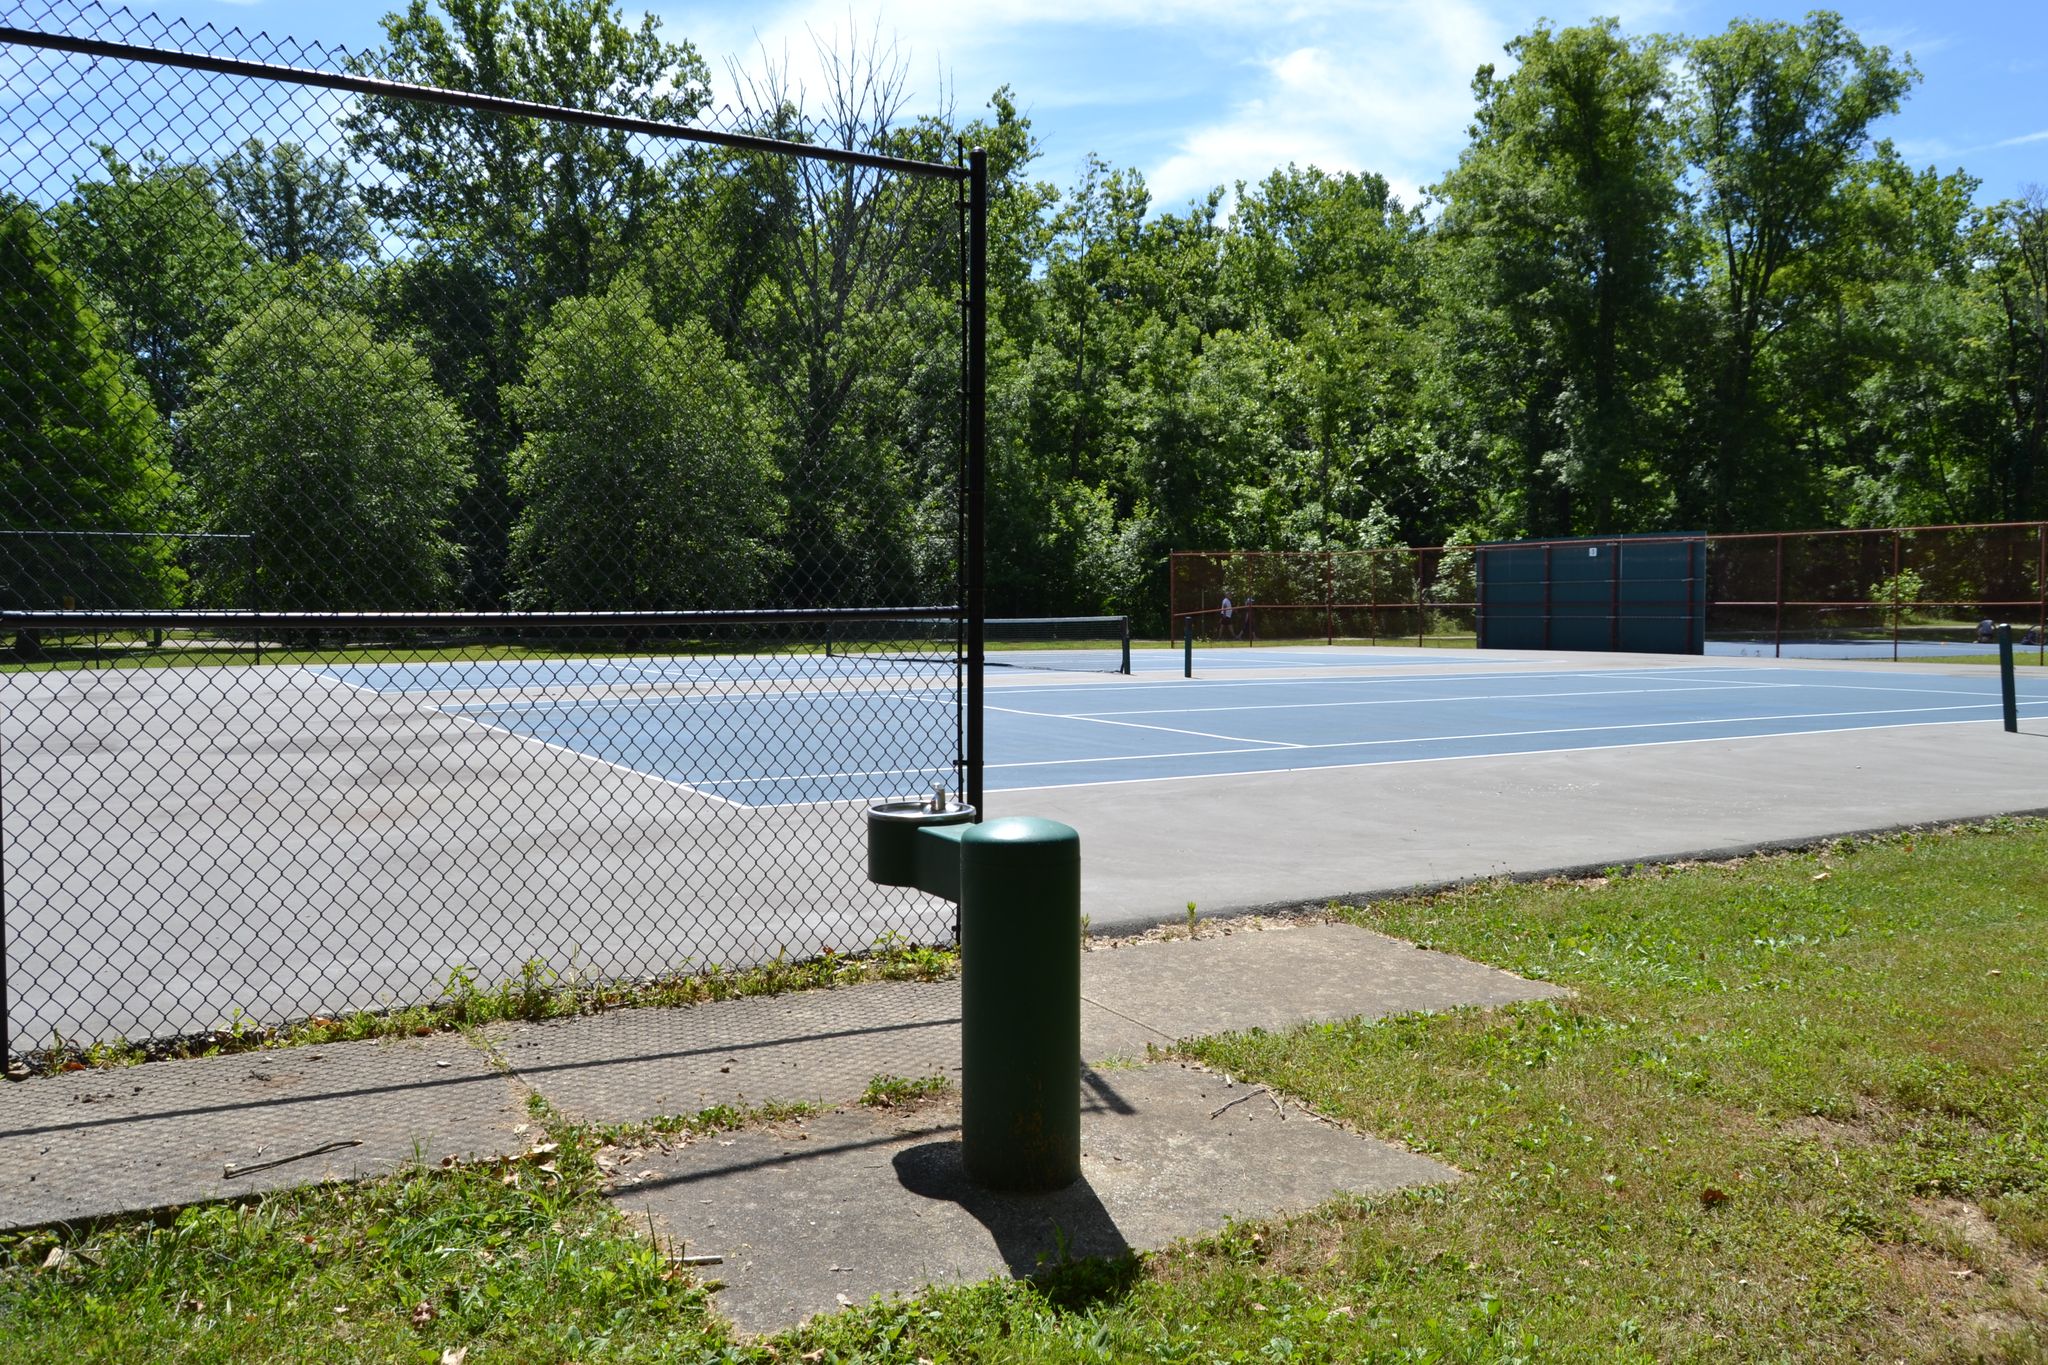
[490,980,966,1125]
[0,1033,529,1230]
[1082,922,1566,1049]
[607,1062,1457,1336]
[0,922,1555,1235]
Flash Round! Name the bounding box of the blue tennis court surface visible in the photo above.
[317,658,2048,806]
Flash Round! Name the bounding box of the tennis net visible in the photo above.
[825,615,1132,674]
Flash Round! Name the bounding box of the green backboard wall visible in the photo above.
[1477,536,1704,654]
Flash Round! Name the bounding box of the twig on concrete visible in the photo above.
[1209,1087,1269,1120]
[223,1138,361,1178]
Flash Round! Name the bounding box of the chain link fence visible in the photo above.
[1169,547,1478,646]
[1173,524,2048,660]
[1706,524,2048,660]
[0,2,985,1060]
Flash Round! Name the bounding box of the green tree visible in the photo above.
[1676,12,1916,527]
[1982,192,2048,518]
[214,138,376,265]
[348,0,715,606]
[50,148,255,416]
[347,0,708,304]
[505,278,781,609]
[1224,165,1434,547]
[1433,20,1680,536]
[182,299,471,609]
[0,204,181,616]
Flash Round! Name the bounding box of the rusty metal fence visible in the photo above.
[1706,523,2048,661]
[1169,546,1479,646]
[1173,522,2048,662]
[0,3,987,1061]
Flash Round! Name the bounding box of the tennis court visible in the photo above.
[9,642,2046,1047]
[321,649,2048,802]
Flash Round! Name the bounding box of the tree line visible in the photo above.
[2,2,2043,635]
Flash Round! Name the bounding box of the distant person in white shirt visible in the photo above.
[1219,594,1234,639]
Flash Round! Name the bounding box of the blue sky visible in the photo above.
[154,1,2048,211]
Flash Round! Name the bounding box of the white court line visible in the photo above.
[991,716,2043,797]
[723,697,2048,790]
[977,698,2048,771]
[306,667,757,809]
[442,713,756,809]
[1040,681,1796,719]
[986,703,1305,749]
[980,665,1787,700]
[438,682,955,713]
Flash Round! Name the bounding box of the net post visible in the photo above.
[965,147,988,817]
[1891,529,1902,663]
[1183,615,1193,678]
[2000,623,2019,733]
[1119,616,1131,675]
[1774,533,1784,658]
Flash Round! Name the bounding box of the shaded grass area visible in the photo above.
[5,822,2046,1360]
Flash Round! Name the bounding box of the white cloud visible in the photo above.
[1142,2,1509,208]
[1994,128,2048,149]
[653,2,1686,211]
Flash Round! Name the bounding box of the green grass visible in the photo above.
[859,1072,953,1108]
[6,822,2046,1360]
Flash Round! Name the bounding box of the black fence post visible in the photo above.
[965,147,988,819]
[2,738,9,1067]
[2000,623,2018,733]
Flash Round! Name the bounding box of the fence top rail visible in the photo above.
[1170,546,1475,560]
[1707,521,2048,542]
[0,529,252,541]
[0,606,964,630]
[1174,522,2048,561]
[0,24,971,181]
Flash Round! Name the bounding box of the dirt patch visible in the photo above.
[1082,910,1334,951]
[1778,1113,1876,1148]
[1873,1198,2048,1354]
